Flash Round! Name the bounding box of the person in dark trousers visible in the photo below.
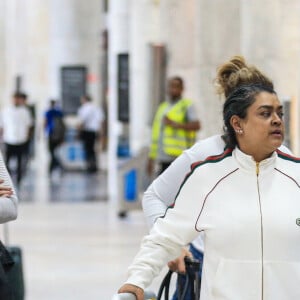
[0,92,33,185]
[19,92,36,169]
[77,95,104,173]
[44,100,64,174]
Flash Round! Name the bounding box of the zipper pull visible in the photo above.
[256,162,260,176]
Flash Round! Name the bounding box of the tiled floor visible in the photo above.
[3,154,169,299]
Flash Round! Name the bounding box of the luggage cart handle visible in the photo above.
[112,291,156,300]
[112,293,136,300]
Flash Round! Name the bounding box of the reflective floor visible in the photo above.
[3,149,167,300]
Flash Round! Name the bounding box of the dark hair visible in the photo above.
[13,92,27,99]
[82,95,92,102]
[19,92,27,99]
[169,76,184,88]
[223,83,276,148]
[50,99,57,107]
[215,56,274,98]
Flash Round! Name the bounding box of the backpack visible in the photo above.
[50,115,66,144]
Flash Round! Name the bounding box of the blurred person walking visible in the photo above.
[44,100,65,174]
[147,76,200,176]
[77,95,104,173]
[19,92,36,168]
[0,149,18,299]
[0,92,33,185]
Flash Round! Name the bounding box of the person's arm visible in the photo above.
[119,165,204,295]
[143,150,194,227]
[164,117,200,131]
[143,135,224,227]
[163,102,201,131]
[0,151,18,223]
[0,111,4,139]
[97,107,105,144]
[143,135,224,274]
[77,107,85,131]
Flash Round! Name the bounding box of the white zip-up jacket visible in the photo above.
[126,147,300,300]
[142,134,291,252]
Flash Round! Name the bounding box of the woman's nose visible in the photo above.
[272,113,282,125]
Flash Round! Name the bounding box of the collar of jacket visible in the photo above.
[233,147,277,174]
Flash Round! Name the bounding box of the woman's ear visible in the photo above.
[230,115,244,135]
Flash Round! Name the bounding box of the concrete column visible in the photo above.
[160,0,199,100]
[2,0,30,106]
[196,0,241,137]
[1,0,102,112]
[107,0,129,201]
[240,0,281,85]
[48,0,102,105]
[24,0,50,117]
[0,1,6,107]
[241,0,300,154]
[129,0,161,153]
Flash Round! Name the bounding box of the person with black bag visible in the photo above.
[44,100,65,175]
[0,149,19,299]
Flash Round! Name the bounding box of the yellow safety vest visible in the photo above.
[149,98,197,159]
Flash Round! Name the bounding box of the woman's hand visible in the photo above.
[0,180,13,197]
[167,247,192,273]
[118,283,144,300]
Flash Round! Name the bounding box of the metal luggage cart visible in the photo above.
[117,147,149,218]
[58,127,86,171]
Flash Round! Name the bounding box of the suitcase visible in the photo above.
[3,224,25,300]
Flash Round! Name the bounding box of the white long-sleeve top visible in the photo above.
[0,151,18,223]
[77,102,104,132]
[128,147,300,299]
[142,134,291,252]
[0,105,32,145]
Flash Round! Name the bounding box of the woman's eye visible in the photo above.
[277,112,284,119]
[261,111,271,117]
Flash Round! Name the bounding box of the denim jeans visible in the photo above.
[172,244,203,300]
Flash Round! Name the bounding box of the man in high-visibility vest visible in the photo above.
[147,76,201,176]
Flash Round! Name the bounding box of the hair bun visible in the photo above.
[215,55,273,97]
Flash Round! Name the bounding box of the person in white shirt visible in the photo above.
[77,95,104,173]
[0,92,33,185]
[118,56,299,300]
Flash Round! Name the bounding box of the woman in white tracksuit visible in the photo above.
[143,57,290,300]
[118,57,300,300]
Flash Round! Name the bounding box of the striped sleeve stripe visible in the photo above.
[168,148,234,209]
[276,149,300,163]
